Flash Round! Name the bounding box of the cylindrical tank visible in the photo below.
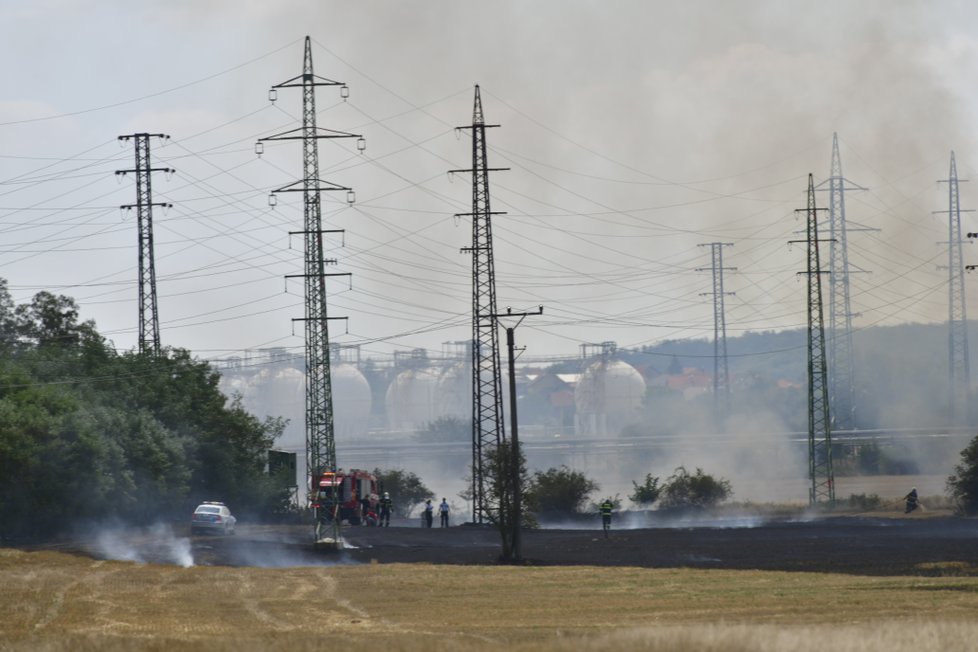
[385,367,439,431]
[574,358,646,436]
[436,361,470,420]
[331,363,372,439]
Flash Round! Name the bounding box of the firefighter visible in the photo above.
[600,498,614,537]
[423,499,434,528]
[904,487,919,514]
[379,492,393,527]
[439,498,450,527]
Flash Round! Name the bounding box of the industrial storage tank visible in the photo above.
[330,362,372,439]
[385,367,439,431]
[436,361,470,420]
[574,358,646,436]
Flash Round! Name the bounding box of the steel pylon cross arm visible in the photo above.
[261,36,360,541]
[116,133,172,357]
[793,174,834,505]
[456,85,507,525]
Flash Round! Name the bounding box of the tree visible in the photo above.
[947,435,978,515]
[372,468,434,518]
[528,465,598,517]
[659,466,732,510]
[481,440,532,561]
[0,284,291,539]
[629,473,661,507]
[417,416,470,443]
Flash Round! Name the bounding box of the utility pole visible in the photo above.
[256,36,363,542]
[697,242,735,424]
[815,133,869,432]
[936,152,972,427]
[451,85,509,524]
[791,174,834,505]
[491,305,543,562]
[116,133,172,356]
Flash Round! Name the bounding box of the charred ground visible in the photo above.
[35,513,978,576]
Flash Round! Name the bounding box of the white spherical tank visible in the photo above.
[436,362,470,420]
[574,358,646,436]
[330,363,372,440]
[385,367,439,431]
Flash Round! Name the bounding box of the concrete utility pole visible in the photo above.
[116,133,172,356]
[491,306,543,562]
[451,85,509,524]
[791,174,834,505]
[697,242,735,424]
[257,36,364,542]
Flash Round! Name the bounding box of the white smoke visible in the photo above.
[91,522,194,568]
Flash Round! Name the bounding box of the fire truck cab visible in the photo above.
[313,468,378,526]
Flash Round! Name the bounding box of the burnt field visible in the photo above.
[42,513,978,576]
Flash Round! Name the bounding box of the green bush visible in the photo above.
[947,435,978,515]
[659,466,732,510]
[629,473,661,507]
[528,466,598,516]
[372,468,434,518]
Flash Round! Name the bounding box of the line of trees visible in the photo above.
[0,282,287,541]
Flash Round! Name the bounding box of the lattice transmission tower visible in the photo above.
[815,133,869,431]
[116,133,172,356]
[257,36,363,537]
[793,174,834,505]
[937,151,972,426]
[696,242,735,423]
[451,86,508,524]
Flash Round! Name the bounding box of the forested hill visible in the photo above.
[0,283,286,541]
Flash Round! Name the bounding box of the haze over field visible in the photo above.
[3,1,978,364]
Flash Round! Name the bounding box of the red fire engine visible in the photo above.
[313,468,378,525]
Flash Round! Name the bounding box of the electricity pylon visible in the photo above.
[116,133,172,356]
[936,152,972,426]
[257,36,363,539]
[696,242,735,423]
[815,134,869,431]
[450,86,508,524]
[792,174,834,505]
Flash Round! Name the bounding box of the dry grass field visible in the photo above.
[3,547,978,651]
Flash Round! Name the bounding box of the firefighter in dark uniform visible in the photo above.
[379,492,393,527]
[600,499,614,537]
[904,487,919,514]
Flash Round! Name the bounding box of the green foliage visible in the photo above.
[482,441,534,560]
[0,286,288,540]
[947,435,978,515]
[659,466,732,510]
[416,416,470,443]
[629,473,662,506]
[372,468,434,518]
[528,465,599,516]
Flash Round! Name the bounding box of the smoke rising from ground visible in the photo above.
[89,522,194,568]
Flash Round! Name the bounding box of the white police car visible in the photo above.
[190,501,236,536]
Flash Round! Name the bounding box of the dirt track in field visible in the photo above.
[40,512,978,576]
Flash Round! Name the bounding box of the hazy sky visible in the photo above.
[3,0,978,363]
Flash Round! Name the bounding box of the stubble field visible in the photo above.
[4,512,978,651]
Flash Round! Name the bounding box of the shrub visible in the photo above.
[659,466,732,510]
[372,468,434,518]
[528,466,598,516]
[947,435,978,515]
[629,473,661,507]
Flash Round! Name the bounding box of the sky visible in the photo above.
[3,0,978,365]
